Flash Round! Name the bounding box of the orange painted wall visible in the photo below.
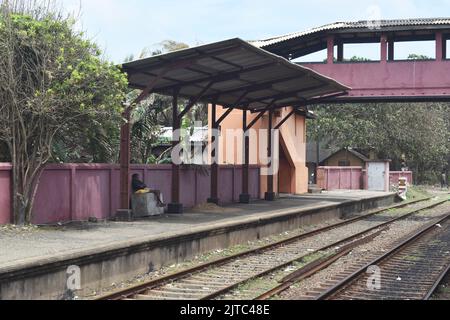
[209,105,309,198]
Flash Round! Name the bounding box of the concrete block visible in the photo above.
[132,193,164,218]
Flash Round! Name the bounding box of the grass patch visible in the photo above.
[406,186,431,201]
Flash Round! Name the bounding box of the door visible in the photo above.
[367,162,386,191]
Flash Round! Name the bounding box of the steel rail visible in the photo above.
[424,263,450,300]
[255,199,450,300]
[97,197,437,300]
[315,212,450,300]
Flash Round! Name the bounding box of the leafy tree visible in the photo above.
[308,103,450,184]
[408,53,431,60]
[0,0,128,224]
[125,40,208,164]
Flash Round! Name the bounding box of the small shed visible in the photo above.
[321,148,370,167]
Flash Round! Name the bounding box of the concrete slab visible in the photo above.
[0,190,395,300]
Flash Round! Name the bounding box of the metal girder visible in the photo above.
[244,83,327,106]
[132,61,194,105]
[178,81,215,119]
[203,74,305,100]
[216,108,234,126]
[149,62,276,93]
[274,110,296,130]
[246,100,277,131]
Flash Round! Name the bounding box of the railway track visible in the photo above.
[97,197,446,301]
[311,213,450,300]
[429,265,450,300]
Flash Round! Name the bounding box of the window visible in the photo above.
[294,48,327,63]
[341,43,380,61]
[338,160,351,167]
[394,41,435,60]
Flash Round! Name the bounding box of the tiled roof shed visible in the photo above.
[251,18,450,59]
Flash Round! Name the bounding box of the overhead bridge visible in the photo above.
[253,18,450,103]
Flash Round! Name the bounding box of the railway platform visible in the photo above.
[0,190,395,300]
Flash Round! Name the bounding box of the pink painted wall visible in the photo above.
[317,167,364,190]
[0,164,260,225]
[389,171,413,186]
[0,163,12,224]
[302,60,450,98]
[318,166,407,191]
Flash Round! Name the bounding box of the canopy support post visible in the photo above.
[168,89,183,214]
[208,103,220,205]
[239,108,251,204]
[119,106,132,211]
[265,109,276,201]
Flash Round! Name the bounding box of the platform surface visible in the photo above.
[0,190,392,269]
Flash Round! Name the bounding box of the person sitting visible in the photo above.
[132,174,165,207]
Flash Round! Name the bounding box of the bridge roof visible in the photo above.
[252,18,450,59]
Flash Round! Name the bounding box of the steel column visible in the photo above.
[265,110,276,201]
[239,109,251,204]
[208,104,220,205]
[168,90,183,214]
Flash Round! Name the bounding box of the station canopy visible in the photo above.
[122,38,350,110]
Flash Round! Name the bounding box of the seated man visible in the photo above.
[132,174,165,207]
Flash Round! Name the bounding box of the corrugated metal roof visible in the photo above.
[122,38,349,110]
[252,18,450,48]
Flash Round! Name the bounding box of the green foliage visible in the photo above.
[125,40,208,164]
[0,3,128,223]
[408,53,432,60]
[308,103,450,184]
[0,11,128,163]
[349,56,372,62]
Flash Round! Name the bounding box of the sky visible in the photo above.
[61,0,450,63]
